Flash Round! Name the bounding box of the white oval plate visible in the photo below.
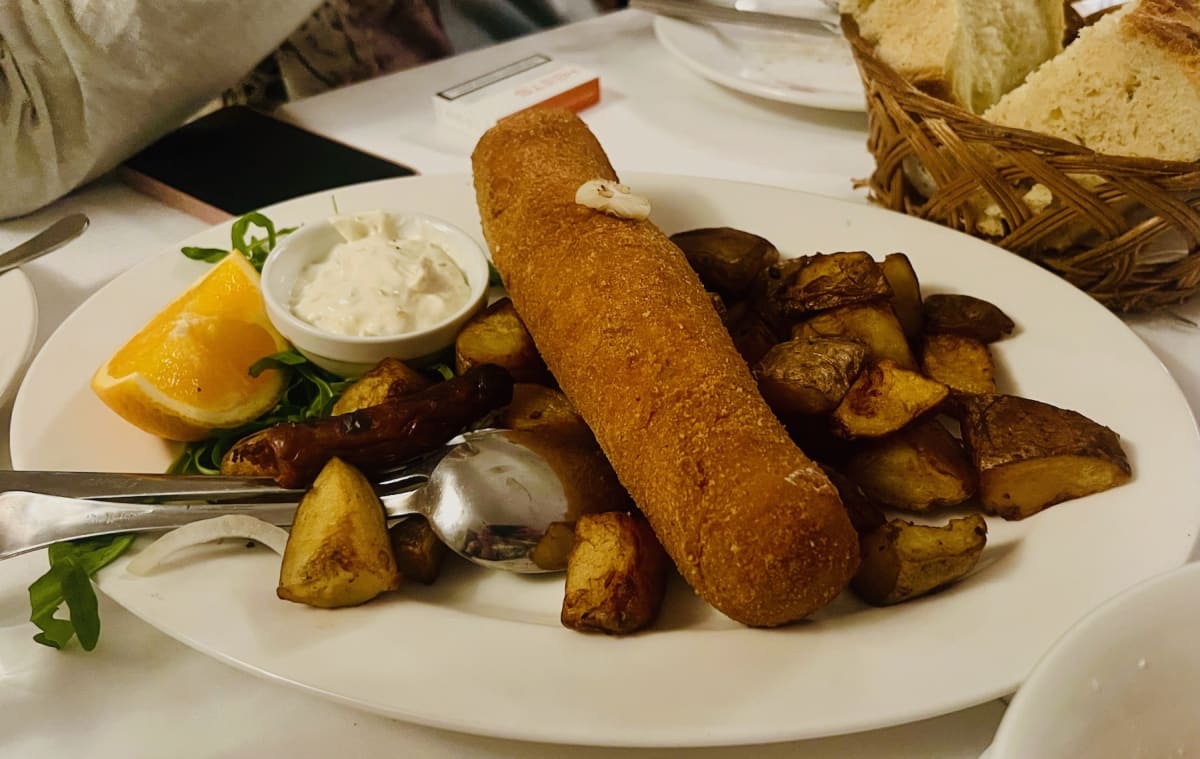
[653,15,865,111]
[0,270,38,410]
[11,174,1200,747]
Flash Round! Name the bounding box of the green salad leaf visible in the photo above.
[28,534,136,650]
[180,211,296,273]
[428,362,456,382]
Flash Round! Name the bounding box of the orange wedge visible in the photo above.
[92,253,289,441]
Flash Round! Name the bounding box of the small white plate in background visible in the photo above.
[0,270,38,410]
[652,5,865,112]
[989,561,1200,758]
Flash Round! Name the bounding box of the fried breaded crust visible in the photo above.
[471,110,859,626]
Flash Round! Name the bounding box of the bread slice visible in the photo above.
[841,0,1065,113]
[984,0,1200,161]
[967,0,1200,241]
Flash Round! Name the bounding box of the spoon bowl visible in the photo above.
[0,428,626,572]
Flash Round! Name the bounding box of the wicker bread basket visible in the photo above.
[841,16,1200,312]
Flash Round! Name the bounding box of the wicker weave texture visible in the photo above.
[842,17,1200,312]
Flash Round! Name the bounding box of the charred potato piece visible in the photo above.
[708,291,729,325]
[331,357,431,415]
[772,251,892,317]
[920,334,996,395]
[561,512,669,635]
[881,253,923,341]
[793,302,918,370]
[670,226,780,297]
[785,417,858,466]
[753,337,867,415]
[454,297,550,384]
[277,457,401,608]
[956,394,1132,520]
[530,521,577,571]
[510,428,633,519]
[725,302,780,366]
[388,515,448,585]
[923,294,1015,343]
[820,464,888,535]
[520,423,634,570]
[845,417,977,511]
[499,383,591,440]
[852,515,988,606]
[831,359,949,438]
[748,258,804,337]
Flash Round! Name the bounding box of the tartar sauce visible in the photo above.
[290,211,471,336]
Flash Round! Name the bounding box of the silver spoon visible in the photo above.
[0,428,620,572]
[0,214,90,276]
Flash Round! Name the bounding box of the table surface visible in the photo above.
[1,9,1196,758]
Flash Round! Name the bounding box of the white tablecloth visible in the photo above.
[1,9,1195,757]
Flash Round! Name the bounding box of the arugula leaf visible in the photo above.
[230,213,298,272]
[249,350,310,376]
[179,211,296,272]
[428,362,456,382]
[488,263,504,288]
[29,534,136,650]
[181,246,231,264]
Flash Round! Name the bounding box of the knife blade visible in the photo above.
[0,469,301,504]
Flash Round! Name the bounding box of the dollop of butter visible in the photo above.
[575,179,651,220]
[290,211,471,337]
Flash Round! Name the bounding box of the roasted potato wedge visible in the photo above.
[388,515,448,585]
[881,252,923,341]
[956,394,1132,520]
[785,417,857,466]
[831,359,950,438]
[725,302,780,366]
[454,297,550,383]
[793,301,918,370]
[498,383,591,440]
[530,521,578,571]
[512,428,633,519]
[845,417,977,511]
[277,457,401,608]
[707,291,728,325]
[753,337,867,415]
[771,251,892,317]
[747,258,804,337]
[923,294,1015,343]
[820,464,888,535]
[518,422,634,570]
[852,515,988,606]
[561,511,670,635]
[670,226,780,297]
[920,334,996,395]
[331,357,431,415]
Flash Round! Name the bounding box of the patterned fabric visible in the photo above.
[223,0,453,109]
